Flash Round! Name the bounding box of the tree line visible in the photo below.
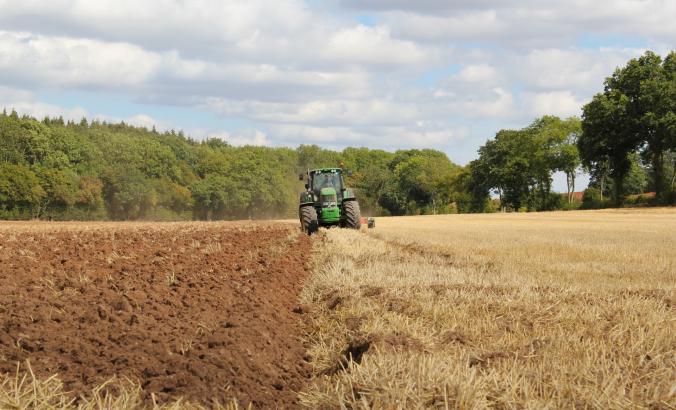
[0,50,673,220]
[0,112,470,220]
[470,50,674,211]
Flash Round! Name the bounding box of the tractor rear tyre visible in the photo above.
[343,200,361,229]
[300,205,319,235]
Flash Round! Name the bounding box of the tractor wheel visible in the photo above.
[300,205,319,235]
[343,200,361,229]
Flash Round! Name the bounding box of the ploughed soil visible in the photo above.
[0,221,312,408]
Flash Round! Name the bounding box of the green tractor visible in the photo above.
[298,167,361,234]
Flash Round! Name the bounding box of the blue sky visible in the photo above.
[0,0,674,191]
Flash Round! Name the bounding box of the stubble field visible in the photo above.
[300,209,675,409]
[0,209,674,409]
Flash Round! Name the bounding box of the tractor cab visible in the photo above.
[310,168,344,197]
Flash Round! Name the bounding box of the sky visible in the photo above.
[0,0,674,191]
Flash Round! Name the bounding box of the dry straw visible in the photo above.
[300,209,676,409]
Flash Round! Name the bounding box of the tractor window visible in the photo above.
[312,172,342,193]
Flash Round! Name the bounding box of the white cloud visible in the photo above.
[459,87,516,118]
[0,0,317,59]
[208,129,270,146]
[514,48,644,93]
[338,0,499,14]
[270,123,467,149]
[0,29,373,103]
[0,0,671,165]
[384,10,504,42]
[0,86,88,119]
[522,91,584,118]
[323,25,434,66]
[0,31,159,88]
[0,85,32,103]
[434,65,515,119]
[0,85,169,129]
[350,1,676,45]
[122,114,168,130]
[201,97,422,127]
[456,64,499,84]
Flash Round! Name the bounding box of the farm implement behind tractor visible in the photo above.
[298,167,364,235]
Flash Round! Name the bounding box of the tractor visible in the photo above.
[298,167,361,234]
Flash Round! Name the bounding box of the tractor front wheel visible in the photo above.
[300,205,319,235]
[342,200,361,229]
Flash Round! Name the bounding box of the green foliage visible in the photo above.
[391,150,461,215]
[581,188,611,209]
[341,147,394,214]
[34,167,79,218]
[189,173,233,220]
[0,163,45,218]
[0,112,466,220]
[580,50,675,204]
[588,152,649,198]
[297,145,341,172]
[469,116,582,212]
[103,167,157,220]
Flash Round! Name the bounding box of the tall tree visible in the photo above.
[0,163,46,218]
[580,51,676,203]
[469,116,580,211]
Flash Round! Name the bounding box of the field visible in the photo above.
[300,209,676,409]
[1,209,675,409]
[0,221,312,408]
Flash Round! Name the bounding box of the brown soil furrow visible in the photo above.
[0,222,311,408]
